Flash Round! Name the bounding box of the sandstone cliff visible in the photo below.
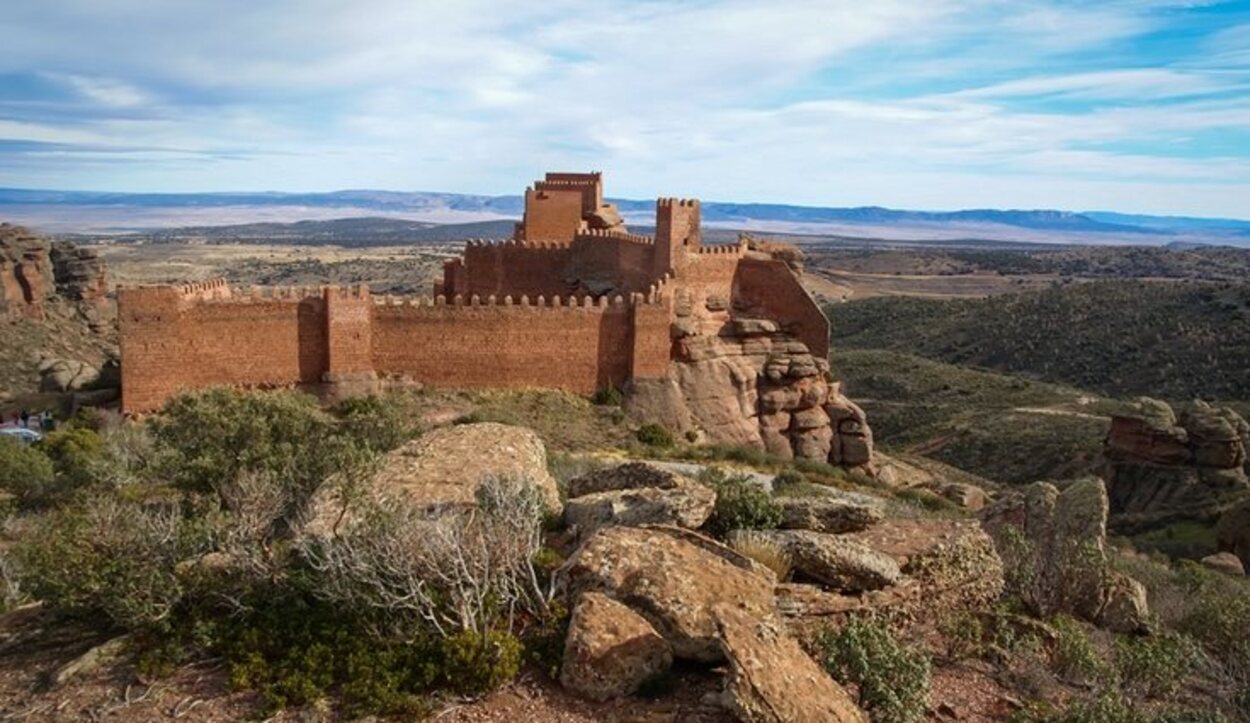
[0,223,115,398]
[626,316,873,470]
[1103,397,1250,533]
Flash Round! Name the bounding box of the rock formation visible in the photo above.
[1,225,109,323]
[980,477,1149,632]
[0,223,55,321]
[1216,499,1250,571]
[626,321,875,471]
[1104,398,1250,533]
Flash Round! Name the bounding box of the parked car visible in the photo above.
[0,427,42,445]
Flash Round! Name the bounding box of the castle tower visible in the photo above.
[654,198,701,276]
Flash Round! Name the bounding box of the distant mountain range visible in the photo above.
[1,187,1248,245]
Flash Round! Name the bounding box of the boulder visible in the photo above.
[1200,552,1245,576]
[753,529,900,592]
[775,496,883,533]
[558,525,777,662]
[49,636,129,689]
[563,480,715,536]
[981,477,1150,629]
[370,422,560,512]
[1098,572,1150,634]
[713,604,866,723]
[1106,399,1190,465]
[37,357,100,392]
[560,592,673,701]
[924,481,991,512]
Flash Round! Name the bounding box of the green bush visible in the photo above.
[591,386,623,407]
[1114,632,1202,698]
[813,617,931,723]
[1050,615,1110,686]
[0,436,55,508]
[39,426,105,492]
[635,423,674,448]
[14,494,206,632]
[699,467,783,538]
[151,389,369,529]
[333,394,416,454]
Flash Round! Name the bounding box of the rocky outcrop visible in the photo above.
[980,478,1149,632]
[777,520,1003,629]
[37,357,101,393]
[713,604,866,723]
[370,422,561,512]
[0,223,54,320]
[625,318,875,471]
[1104,398,1250,533]
[751,529,900,592]
[558,525,777,662]
[1,225,109,324]
[560,592,673,701]
[775,495,883,533]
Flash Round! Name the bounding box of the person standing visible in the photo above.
[19,409,29,429]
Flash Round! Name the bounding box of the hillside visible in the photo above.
[831,349,1128,484]
[827,280,1250,401]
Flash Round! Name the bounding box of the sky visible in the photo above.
[1,0,1249,217]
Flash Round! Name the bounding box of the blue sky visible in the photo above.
[1,0,1248,217]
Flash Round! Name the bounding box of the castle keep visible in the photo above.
[119,173,871,467]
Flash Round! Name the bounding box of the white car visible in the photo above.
[0,427,42,445]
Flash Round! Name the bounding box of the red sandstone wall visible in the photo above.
[371,297,650,393]
[734,257,829,358]
[453,241,573,298]
[119,284,328,412]
[630,298,673,379]
[325,286,373,377]
[567,233,657,293]
[655,198,701,276]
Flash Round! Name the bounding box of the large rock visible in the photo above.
[370,422,561,512]
[560,592,673,701]
[775,495,883,533]
[981,477,1149,631]
[713,604,866,723]
[37,357,100,392]
[753,529,900,592]
[563,482,715,537]
[0,223,54,320]
[1105,398,1250,533]
[1201,551,1245,576]
[558,525,777,662]
[625,327,876,471]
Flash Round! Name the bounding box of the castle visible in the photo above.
[119,173,870,467]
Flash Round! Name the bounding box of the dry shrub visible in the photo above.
[728,529,792,581]
[301,474,550,637]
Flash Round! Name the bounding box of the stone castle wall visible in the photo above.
[118,280,674,412]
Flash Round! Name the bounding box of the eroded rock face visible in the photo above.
[37,357,100,393]
[558,525,777,662]
[752,529,900,592]
[1105,398,1250,533]
[560,592,673,702]
[370,422,561,512]
[713,604,866,723]
[50,241,109,305]
[0,223,54,320]
[625,319,875,471]
[980,478,1149,631]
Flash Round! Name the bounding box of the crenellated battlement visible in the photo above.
[177,277,231,300]
[574,229,655,245]
[657,197,700,208]
[696,241,748,256]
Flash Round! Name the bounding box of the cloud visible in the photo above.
[0,0,1247,217]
